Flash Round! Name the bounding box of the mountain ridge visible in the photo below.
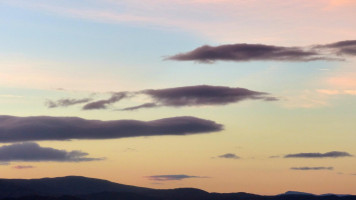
[0,176,354,200]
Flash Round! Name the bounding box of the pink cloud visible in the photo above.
[3,0,356,44]
[317,89,356,95]
[328,74,356,88]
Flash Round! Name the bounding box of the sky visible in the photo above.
[0,0,356,195]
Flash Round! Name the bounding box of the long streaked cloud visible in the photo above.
[145,174,209,181]
[290,167,334,170]
[217,153,240,159]
[48,85,277,111]
[0,115,223,143]
[284,151,353,158]
[100,85,276,111]
[167,40,356,63]
[82,92,127,110]
[0,142,103,162]
[45,98,92,108]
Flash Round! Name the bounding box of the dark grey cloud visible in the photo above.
[145,174,208,181]
[217,153,240,159]
[120,103,158,111]
[284,151,353,158]
[167,44,324,63]
[167,40,356,63]
[12,165,35,169]
[0,115,223,143]
[46,98,92,108]
[82,92,127,110]
[0,142,103,162]
[125,85,277,110]
[290,167,334,170]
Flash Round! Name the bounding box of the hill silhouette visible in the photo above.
[0,176,355,200]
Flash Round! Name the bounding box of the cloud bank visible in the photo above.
[290,167,334,170]
[284,151,353,158]
[167,40,356,63]
[145,174,208,181]
[0,115,223,143]
[0,142,103,162]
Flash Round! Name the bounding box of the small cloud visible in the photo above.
[0,142,104,163]
[284,151,353,158]
[290,166,334,170]
[145,174,209,181]
[12,165,35,169]
[123,148,137,152]
[217,153,240,159]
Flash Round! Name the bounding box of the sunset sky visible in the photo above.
[0,0,356,195]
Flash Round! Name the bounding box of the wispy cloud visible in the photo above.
[145,174,209,181]
[82,92,127,110]
[46,98,92,108]
[0,115,223,143]
[0,142,103,163]
[290,166,334,170]
[119,103,158,111]
[284,151,353,158]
